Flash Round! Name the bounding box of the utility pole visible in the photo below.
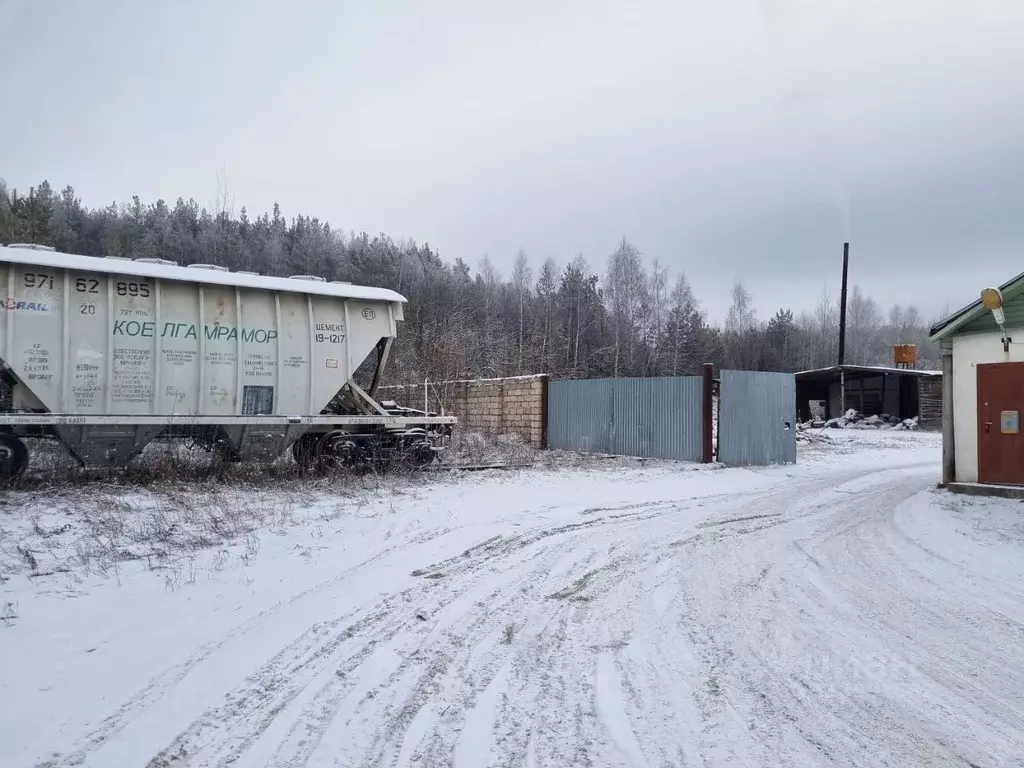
[28,187,37,242]
[838,242,849,413]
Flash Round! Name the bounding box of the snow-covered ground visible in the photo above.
[2,432,1023,767]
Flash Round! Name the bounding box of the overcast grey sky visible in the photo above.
[2,0,1022,322]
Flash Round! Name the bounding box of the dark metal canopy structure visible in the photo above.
[794,365,941,422]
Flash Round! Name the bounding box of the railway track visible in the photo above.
[431,461,532,472]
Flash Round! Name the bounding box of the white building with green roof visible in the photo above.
[929,271,1024,490]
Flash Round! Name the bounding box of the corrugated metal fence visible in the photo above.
[718,370,796,465]
[547,376,703,461]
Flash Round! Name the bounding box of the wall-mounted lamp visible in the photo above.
[981,287,1011,352]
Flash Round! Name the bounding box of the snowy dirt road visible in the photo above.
[3,434,1023,767]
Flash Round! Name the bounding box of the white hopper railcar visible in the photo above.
[0,244,455,479]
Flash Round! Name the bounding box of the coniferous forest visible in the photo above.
[0,180,938,385]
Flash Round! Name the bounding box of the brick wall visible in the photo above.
[378,374,548,449]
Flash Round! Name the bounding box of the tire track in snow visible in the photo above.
[132,503,668,767]
[305,472,901,766]
[321,504,679,765]
[595,647,645,767]
[146,606,393,767]
[47,454,1021,767]
[45,526,452,768]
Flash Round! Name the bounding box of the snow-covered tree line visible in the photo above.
[0,180,939,383]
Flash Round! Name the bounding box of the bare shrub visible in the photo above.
[240,531,261,565]
[0,433,534,581]
[443,431,536,467]
[11,438,312,490]
[11,436,472,491]
[16,545,37,572]
[0,479,312,579]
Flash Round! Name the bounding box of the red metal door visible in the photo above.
[977,362,1024,485]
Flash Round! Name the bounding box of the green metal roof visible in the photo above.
[928,270,1024,341]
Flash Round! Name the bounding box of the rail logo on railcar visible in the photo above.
[4,298,51,311]
[361,308,376,320]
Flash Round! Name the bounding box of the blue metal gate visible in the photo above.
[718,370,796,465]
[547,376,703,461]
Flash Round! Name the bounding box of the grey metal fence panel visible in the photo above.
[548,376,703,461]
[547,378,614,454]
[718,370,796,466]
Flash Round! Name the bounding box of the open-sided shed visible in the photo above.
[794,364,942,423]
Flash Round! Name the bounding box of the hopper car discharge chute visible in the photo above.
[0,244,456,480]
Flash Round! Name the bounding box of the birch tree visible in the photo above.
[724,280,760,370]
[605,238,649,377]
[511,250,532,372]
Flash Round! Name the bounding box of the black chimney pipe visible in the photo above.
[838,241,849,366]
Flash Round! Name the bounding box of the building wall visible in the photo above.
[378,374,547,448]
[951,331,1024,482]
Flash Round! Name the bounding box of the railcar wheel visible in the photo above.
[0,434,29,482]
[214,439,241,463]
[401,438,436,468]
[291,433,321,469]
[320,432,359,467]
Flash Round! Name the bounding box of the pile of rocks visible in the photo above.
[810,409,920,431]
[795,426,832,443]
